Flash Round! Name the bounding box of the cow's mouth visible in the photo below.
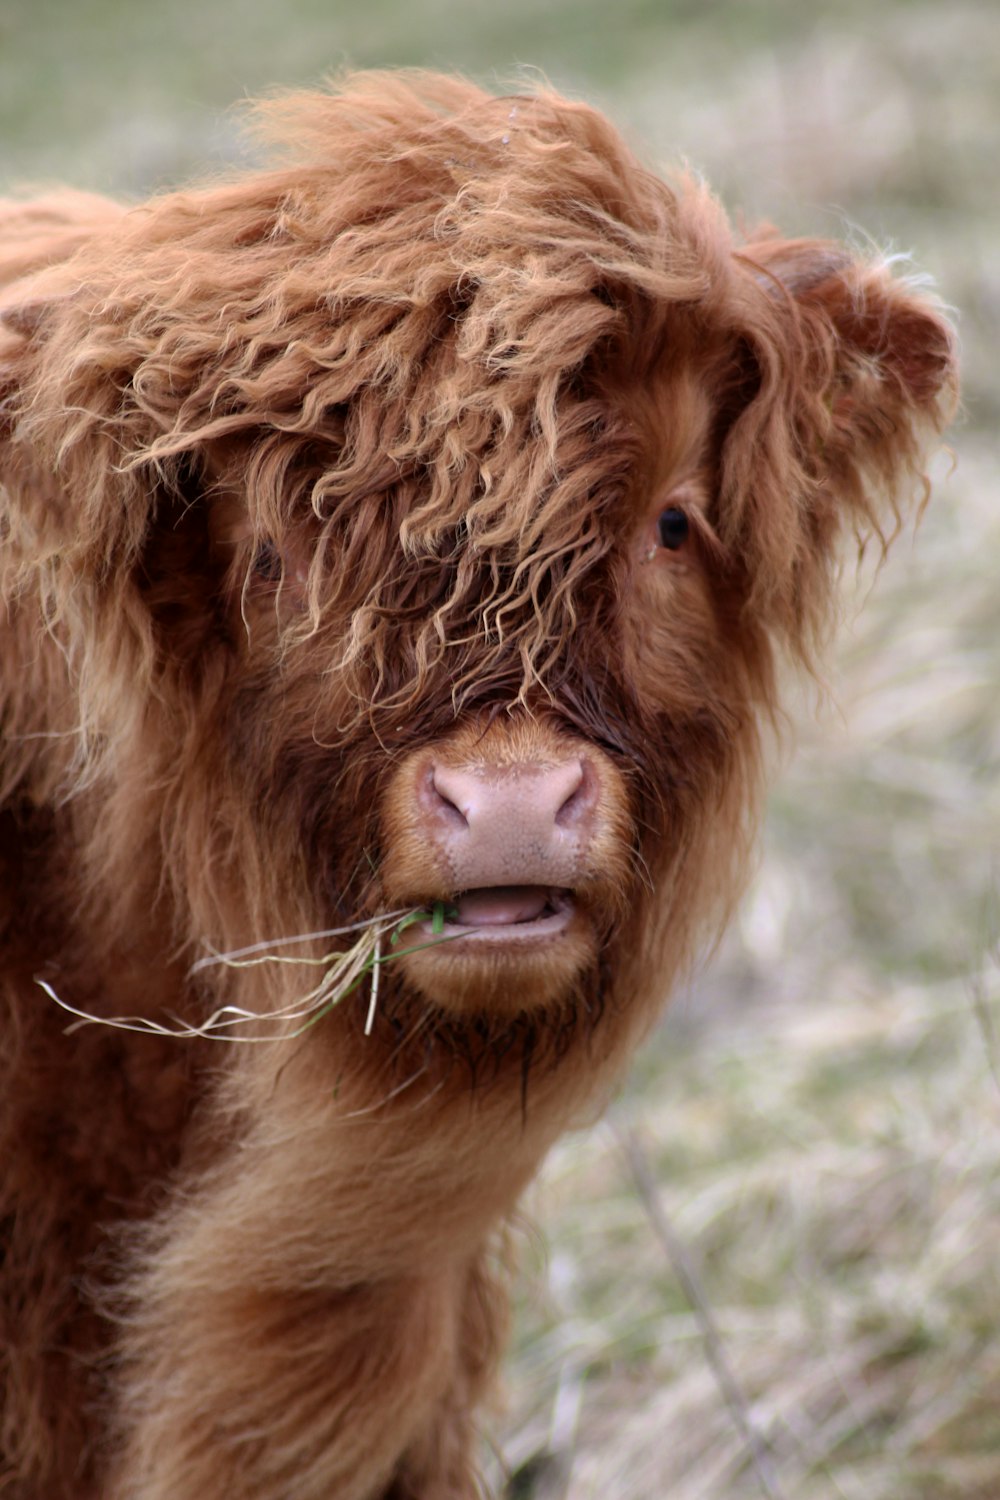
[418,886,575,944]
[389,883,593,1012]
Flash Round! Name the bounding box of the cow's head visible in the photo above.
[0,74,956,1038]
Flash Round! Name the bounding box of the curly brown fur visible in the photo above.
[0,71,955,1499]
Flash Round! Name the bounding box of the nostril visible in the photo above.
[426,757,595,841]
[553,759,591,829]
[428,765,472,830]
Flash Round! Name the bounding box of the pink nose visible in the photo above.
[422,758,597,888]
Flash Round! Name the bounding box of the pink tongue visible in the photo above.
[454,886,550,926]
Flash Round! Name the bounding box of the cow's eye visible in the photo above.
[656,508,689,551]
[252,541,282,583]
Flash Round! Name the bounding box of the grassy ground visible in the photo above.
[4,3,998,1495]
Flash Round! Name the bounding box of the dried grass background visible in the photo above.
[3,2,997,1496]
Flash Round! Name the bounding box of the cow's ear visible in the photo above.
[0,295,61,513]
[0,281,157,582]
[724,235,958,648]
[0,187,124,400]
[0,292,76,415]
[747,235,957,495]
[0,301,45,424]
[1,299,51,339]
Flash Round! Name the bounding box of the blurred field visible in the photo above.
[3,2,998,1496]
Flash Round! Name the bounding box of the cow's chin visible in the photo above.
[391,887,597,1015]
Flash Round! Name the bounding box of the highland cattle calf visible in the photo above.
[0,71,955,1500]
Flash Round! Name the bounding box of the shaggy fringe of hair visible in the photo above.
[2,71,956,788]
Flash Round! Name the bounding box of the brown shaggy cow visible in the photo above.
[0,71,955,1500]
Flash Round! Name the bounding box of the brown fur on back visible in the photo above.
[0,72,955,1499]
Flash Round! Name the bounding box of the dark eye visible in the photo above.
[252,541,282,583]
[657,507,689,550]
